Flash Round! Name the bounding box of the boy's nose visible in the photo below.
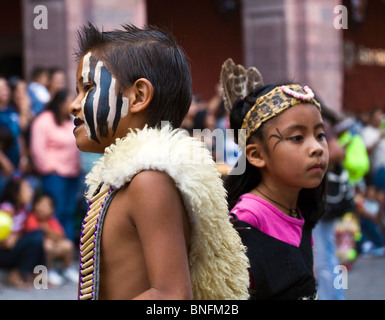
[69,94,82,117]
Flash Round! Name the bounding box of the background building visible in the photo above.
[0,0,384,114]
[343,0,385,112]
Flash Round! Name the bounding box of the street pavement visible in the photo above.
[0,267,78,300]
[344,254,385,300]
[0,255,384,300]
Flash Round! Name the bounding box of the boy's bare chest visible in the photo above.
[97,191,149,298]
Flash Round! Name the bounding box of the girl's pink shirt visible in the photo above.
[30,111,80,177]
[231,193,305,247]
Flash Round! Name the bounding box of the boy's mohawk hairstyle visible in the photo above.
[74,22,177,60]
[74,22,105,60]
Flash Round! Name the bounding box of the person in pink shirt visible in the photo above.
[30,89,81,241]
[221,59,329,299]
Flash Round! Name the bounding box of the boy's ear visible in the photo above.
[245,143,266,168]
[123,78,154,113]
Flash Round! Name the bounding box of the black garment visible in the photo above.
[234,220,317,300]
[0,230,45,274]
[323,164,355,221]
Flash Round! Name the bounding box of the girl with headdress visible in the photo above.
[221,58,329,300]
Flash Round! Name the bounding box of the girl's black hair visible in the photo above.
[224,84,326,227]
[75,22,192,129]
[46,89,69,126]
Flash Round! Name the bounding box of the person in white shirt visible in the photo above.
[27,67,51,116]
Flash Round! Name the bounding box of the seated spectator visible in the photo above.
[0,175,45,288]
[25,193,78,286]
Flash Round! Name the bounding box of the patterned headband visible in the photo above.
[241,84,321,141]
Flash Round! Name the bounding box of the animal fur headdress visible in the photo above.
[220,58,264,114]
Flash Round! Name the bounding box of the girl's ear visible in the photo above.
[123,78,154,113]
[245,143,266,168]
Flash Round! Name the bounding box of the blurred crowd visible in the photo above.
[0,66,384,295]
[180,83,240,174]
[341,107,385,259]
[332,106,385,251]
[0,67,87,288]
[0,68,237,289]
[313,104,385,300]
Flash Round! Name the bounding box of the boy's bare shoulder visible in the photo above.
[126,170,177,197]
[131,170,176,188]
[118,170,182,214]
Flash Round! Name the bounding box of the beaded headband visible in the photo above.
[241,84,321,141]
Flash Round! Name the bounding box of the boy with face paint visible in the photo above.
[69,23,249,300]
[75,52,129,145]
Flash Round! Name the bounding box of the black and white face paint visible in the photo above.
[81,52,129,142]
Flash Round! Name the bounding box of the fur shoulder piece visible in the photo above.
[85,124,250,300]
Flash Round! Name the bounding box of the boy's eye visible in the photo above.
[83,84,94,92]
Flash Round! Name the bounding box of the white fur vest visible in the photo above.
[84,125,250,300]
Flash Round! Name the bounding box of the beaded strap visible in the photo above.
[78,185,114,300]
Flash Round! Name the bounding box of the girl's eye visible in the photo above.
[288,135,303,142]
[317,132,326,140]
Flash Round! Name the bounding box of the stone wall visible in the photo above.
[242,0,343,111]
[22,0,146,91]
